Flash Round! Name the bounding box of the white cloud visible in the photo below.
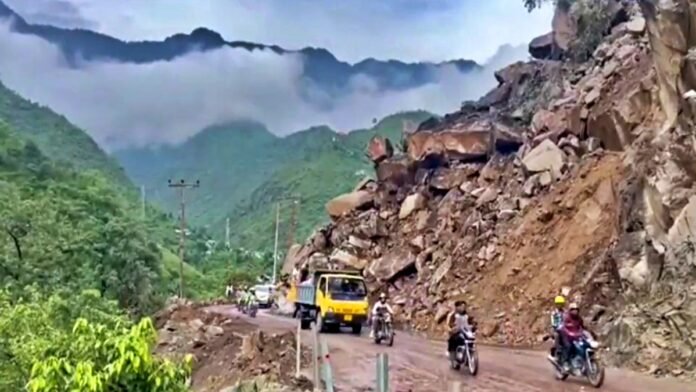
[0,20,530,150]
[39,0,553,64]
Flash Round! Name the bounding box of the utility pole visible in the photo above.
[167,179,200,298]
[225,217,230,249]
[272,202,280,285]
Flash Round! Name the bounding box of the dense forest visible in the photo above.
[0,98,271,389]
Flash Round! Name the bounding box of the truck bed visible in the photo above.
[295,283,316,306]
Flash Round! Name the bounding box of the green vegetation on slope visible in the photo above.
[0,81,131,188]
[116,111,433,252]
[0,121,194,390]
[0,121,164,313]
[0,289,191,391]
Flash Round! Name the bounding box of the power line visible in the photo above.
[167,178,200,298]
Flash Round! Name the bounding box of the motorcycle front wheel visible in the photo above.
[586,357,604,388]
[466,347,479,376]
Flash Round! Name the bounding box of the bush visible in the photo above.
[0,289,192,391]
[28,318,191,392]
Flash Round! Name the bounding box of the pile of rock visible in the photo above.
[154,305,311,391]
[284,1,696,378]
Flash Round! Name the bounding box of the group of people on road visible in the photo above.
[366,291,591,368]
[226,283,257,308]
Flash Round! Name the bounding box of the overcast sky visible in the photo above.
[0,1,553,149]
[4,0,553,64]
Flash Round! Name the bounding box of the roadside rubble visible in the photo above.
[284,0,696,380]
[154,301,311,391]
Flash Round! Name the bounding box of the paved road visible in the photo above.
[209,306,696,392]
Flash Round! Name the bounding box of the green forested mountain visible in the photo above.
[0,81,131,188]
[0,118,217,390]
[0,121,163,311]
[116,111,432,250]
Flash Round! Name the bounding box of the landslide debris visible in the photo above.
[284,0,696,380]
[154,299,311,391]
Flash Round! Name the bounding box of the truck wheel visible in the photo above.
[352,323,362,335]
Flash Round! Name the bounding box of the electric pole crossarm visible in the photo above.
[167,179,200,299]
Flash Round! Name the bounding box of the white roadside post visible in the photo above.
[296,320,302,379]
[376,353,389,392]
[312,323,320,392]
[320,337,335,392]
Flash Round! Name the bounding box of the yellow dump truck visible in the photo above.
[290,269,369,334]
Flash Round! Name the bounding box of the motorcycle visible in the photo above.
[548,333,604,388]
[449,329,478,376]
[372,310,394,346]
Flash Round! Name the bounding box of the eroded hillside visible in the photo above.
[284,0,696,379]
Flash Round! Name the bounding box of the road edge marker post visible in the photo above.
[295,320,301,379]
[312,323,320,392]
[320,337,335,392]
[376,353,389,392]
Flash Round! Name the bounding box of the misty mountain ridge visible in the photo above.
[0,0,479,93]
[115,111,433,249]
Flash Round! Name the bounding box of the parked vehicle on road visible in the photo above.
[253,284,275,308]
[291,269,368,334]
[548,334,604,388]
[449,329,478,376]
[372,308,394,346]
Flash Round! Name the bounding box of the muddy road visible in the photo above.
[208,306,696,392]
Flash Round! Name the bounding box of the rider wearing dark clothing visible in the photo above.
[558,302,586,367]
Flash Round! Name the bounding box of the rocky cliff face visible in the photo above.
[284,0,696,379]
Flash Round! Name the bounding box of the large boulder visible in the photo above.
[406,130,491,162]
[367,248,416,282]
[329,249,366,270]
[522,139,567,179]
[376,158,414,187]
[367,136,394,163]
[325,191,373,218]
[529,32,555,60]
[399,193,426,219]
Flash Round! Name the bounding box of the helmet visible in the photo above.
[554,295,566,305]
[379,292,387,300]
[568,302,579,310]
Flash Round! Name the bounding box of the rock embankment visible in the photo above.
[285,0,696,379]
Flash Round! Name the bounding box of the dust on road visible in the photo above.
[208,306,696,392]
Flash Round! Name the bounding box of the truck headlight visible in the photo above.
[328,307,335,313]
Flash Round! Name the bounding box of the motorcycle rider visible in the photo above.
[558,302,588,371]
[549,295,566,361]
[446,300,475,361]
[238,285,250,309]
[369,293,394,339]
[246,286,257,307]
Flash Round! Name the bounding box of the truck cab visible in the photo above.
[293,269,369,334]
